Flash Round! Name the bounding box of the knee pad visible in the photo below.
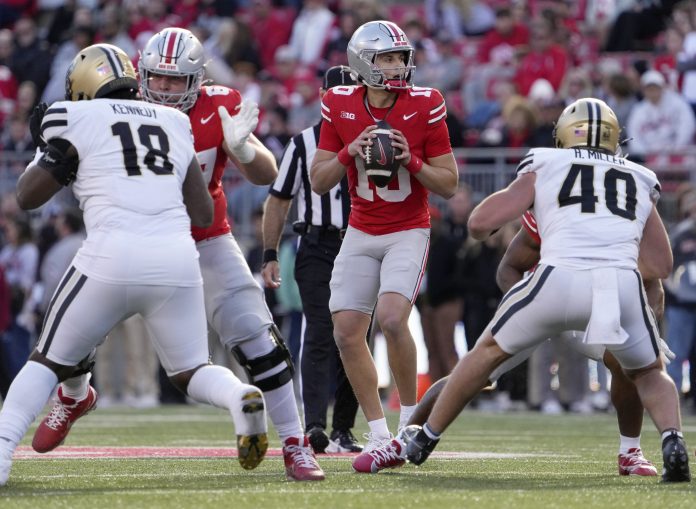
[232,324,294,392]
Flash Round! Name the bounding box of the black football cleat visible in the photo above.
[405,426,440,466]
[661,430,691,482]
[307,425,330,454]
[328,429,363,453]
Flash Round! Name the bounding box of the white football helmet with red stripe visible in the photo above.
[138,28,205,111]
[347,20,415,90]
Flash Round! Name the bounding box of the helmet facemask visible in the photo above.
[364,49,414,90]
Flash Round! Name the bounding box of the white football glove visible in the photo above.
[658,337,676,365]
[218,101,259,164]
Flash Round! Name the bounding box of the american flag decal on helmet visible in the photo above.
[159,30,183,64]
[98,45,126,77]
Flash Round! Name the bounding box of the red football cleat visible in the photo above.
[352,433,406,473]
[32,386,98,453]
[618,448,658,476]
[283,436,325,481]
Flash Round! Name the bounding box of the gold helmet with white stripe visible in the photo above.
[553,98,620,154]
[65,43,138,101]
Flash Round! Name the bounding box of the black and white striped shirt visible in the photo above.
[269,122,349,229]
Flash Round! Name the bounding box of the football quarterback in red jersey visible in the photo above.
[31,29,324,482]
[310,20,458,473]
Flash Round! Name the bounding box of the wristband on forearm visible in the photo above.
[337,146,352,166]
[262,249,278,265]
[231,142,256,164]
[405,155,423,175]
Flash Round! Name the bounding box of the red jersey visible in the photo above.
[188,85,243,242]
[318,85,452,235]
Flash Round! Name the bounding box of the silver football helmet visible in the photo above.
[138,28,205,111]
[347,20,415,90]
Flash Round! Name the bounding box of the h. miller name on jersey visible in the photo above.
[110,103,158,118]
[340,111,355,120]
[573,148,626,166]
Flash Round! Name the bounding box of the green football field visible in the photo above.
[2,405,695,508]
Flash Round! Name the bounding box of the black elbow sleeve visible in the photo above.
[38,138,79,186]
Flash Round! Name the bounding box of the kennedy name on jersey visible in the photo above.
[110,103,158,118]
[573,148,626,166]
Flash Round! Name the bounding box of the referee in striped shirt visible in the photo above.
[261,66,362,454]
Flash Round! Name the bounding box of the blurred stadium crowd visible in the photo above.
[3,0,696,414]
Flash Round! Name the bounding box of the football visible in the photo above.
[364,119,402,188]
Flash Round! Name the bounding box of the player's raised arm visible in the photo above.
[219,102,278,185]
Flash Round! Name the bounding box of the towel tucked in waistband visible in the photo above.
[583,268,629,345]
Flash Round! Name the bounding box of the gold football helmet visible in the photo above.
[65,43,138,101]
[553,98,620,154]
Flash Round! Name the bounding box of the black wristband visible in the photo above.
[262,249,278,264]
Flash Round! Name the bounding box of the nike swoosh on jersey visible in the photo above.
[200,113,215,124]
[403,112,417,120]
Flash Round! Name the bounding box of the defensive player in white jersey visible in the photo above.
[374,212,670,476]
[403,98,691,483]
[310,20,458,473]
[0,44,268,487]
[32,29,324,481]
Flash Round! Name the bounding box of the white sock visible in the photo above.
[619,434,641,454]
[186,365,243,409]
[61,373,90,401]
[0,362,58,450]
[423,423,441,440]
[263,381,303,442]
[399,404,417,429]
[661,429,683,442]
[367,417,390,439]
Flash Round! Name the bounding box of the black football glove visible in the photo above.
[29,102,49,150]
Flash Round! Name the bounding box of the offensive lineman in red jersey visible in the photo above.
[31,30,324,481]
[310,20,458,473]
